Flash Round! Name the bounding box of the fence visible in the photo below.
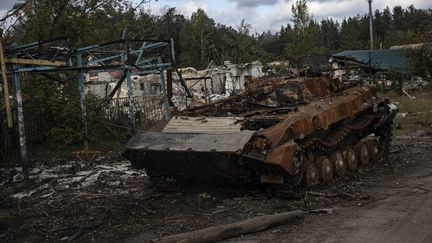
[1,94,164,162]
[103,94,164,128]
[0,102,54,162]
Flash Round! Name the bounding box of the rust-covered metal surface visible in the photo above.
[124,76,398,187]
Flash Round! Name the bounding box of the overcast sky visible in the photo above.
[0,0,16,10]
[1,0,432,32]
[144,0,432,32]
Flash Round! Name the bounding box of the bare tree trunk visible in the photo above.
[151,210,304,243]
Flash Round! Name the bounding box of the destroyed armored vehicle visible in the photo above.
[123,76,397,189]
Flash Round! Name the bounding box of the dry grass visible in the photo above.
[380,90,432,135]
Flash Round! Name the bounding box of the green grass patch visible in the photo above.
[380,91,432,135]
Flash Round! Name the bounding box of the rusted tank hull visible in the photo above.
[124,77,398,187]
[123,110,394,185]
[123,129,288,183]
[124,149,293,183]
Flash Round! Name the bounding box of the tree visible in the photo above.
[212,24,236,63]
[410,44,432,77]
[233,19,256,63]
[12,0,134,45]
[155,7,187,63]
[319,18,340,53]
[340,16,367,50]
[257,30,281,62]
[373,7,393,48]
[284,0,320,67]
[291,0,311,34]
[179,8,216,68]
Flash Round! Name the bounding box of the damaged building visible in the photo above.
[84,60,263,110]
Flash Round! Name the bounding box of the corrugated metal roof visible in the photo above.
[332,49,412,74]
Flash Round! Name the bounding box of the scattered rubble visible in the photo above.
[0,154,151,242]
[0,131,430,242]
[1,155,147,200]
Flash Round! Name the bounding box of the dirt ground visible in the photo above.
[1,131,432,242]
[225,130,432,243]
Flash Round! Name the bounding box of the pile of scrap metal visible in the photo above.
[124,76,398,190]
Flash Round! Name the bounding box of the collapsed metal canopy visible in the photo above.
[0,37,187,172]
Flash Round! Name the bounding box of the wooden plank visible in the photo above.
[4,58,66,67]
[0,38,13,128]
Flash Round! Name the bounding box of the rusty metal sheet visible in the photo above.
[241,82,380,174]
[265,140,298,174]
[255,84,376,147]
[125,131,254,152]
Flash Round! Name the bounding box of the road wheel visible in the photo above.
[366,140,380,162]
[343,146,358,171]
[356,142,370,165]
[304,161,319,188]
[315,156,333,184]
[330,151,347,177]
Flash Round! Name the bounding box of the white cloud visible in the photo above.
[176,0,209,16]
[227,0,279,8]
[140,0,432,33]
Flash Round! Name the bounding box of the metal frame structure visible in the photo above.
[0,37,187,172]
[75,39,178,150]
[0,37,70,177]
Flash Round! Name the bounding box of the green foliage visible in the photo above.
[319,18,340,54]
[178,8,216,68]
[385,91,432,135]
[11,0,134,46]
[284,0,321,66]
[50,126,81,145]
[409,44,432,77]
[21,75,82,146]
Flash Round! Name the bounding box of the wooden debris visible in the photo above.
[151,210,304,243]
